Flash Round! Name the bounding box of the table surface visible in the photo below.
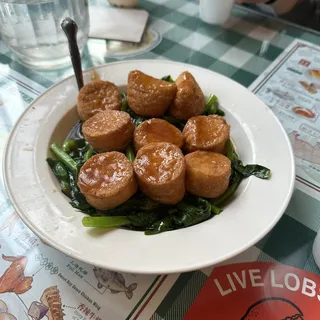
[1,0,320,319]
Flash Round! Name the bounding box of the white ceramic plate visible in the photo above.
[4,60,295,274]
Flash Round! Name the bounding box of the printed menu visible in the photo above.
[250,39,320,195]
[184,262,320,319]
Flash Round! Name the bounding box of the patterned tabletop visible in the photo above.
[1,0,320,319]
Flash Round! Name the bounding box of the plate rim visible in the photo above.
[3,59,296,274]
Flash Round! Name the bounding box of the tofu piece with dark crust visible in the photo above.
[82,110,134,152]
[134,118,183,152]
[185,151,231,198]
[127,70,177,117]
[77,80,121,121]
[78,152,138,210]
[133,142,186,205]
[169,71,205,120]
[182,115,230,154]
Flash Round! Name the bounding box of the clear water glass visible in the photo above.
[0,0,89,68]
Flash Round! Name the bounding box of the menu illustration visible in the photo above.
[250,40,320,193]
[0,199,175,319]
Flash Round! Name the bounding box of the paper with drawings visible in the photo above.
[250,39,320,194]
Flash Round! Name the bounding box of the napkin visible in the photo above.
[89,6,149,43]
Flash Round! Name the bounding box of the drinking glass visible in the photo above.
[0,0,90,68]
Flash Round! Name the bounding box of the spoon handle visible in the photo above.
[61,18,84,91]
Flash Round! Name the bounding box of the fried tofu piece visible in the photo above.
[134,118,183,152]
[185,151,231,198]
[169,71,205,120]
[77,80,121,121]
[182,115,230,154]
[133,142,186,205]
[82,110,134,152]
[127,70,177,117]
[78,152,137,210]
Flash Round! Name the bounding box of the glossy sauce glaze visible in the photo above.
[78,152,133,196]
[169,71,205,120]
[127,70,177,117]
[186,151,231,176]
[77,80,122,120]
[134,142,185,184]
[83,110,131,136]
[82,110,134,152]
[134,118,183,151]
[183,115,230,153]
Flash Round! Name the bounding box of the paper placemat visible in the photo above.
[249,39,320,194]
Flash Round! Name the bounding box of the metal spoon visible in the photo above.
[61,18,84,91]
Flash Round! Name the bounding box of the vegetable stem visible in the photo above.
[62,139,78,154]
[121,93,129,112]
[84,147,94,161]
[50,143,78,177]
[204,94,225,116]
[226,139,239,161]
[125,144,136,163]
[82,216,130,228]
[226,139,234,160]
[211,205,223,215]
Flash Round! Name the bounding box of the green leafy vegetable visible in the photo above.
[176,198,212,226]
[79,195,222,235]
[101,193,160,217]
[126,212,163,229]
[161,75,175,83]
[67,170,92,210]
[50,143,78,177]
[204,94,225,116]
[144,216,174,235]
[125,144,135,163]
[212,140,270,207]
[46,158,71,197]
[46,158,68,181]
[62,139,78,154]
[82,216,131,228]
[139,197,160,212]
[121,93,147,127]
[121,92,129,112]
[82,211,163,230]
[68,139,95,167]
[60,180,71,198]
[232,160,271,180]
[226,139,239,161]
[212,170,242,207]
[145,197,218,235]
[84,147,94,162]
[48,140,97,211]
